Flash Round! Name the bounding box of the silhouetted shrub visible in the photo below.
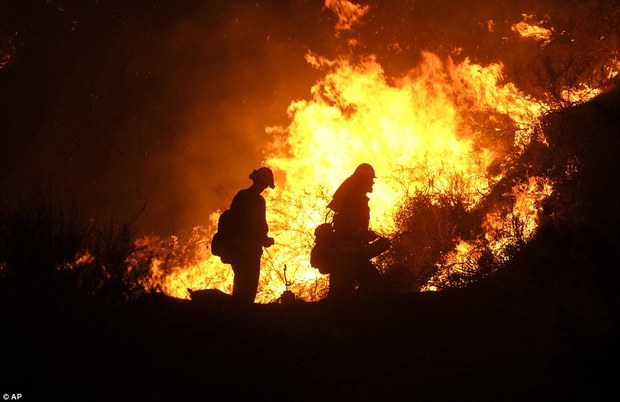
[0,190,157,304]
[378,180,485,292]
[0,189,91,280]
[71,207,156,304]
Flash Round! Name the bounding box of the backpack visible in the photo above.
[310,222,336,274]
[210,209,238,263]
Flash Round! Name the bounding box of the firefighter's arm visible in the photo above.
[363,229,380,242]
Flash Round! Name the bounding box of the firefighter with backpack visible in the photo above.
[312,163,390,300]
[211,167,275,304]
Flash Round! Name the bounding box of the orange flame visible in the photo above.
[511,14,554,46]
[124,1,618,302]
[422,175,553,291]
[136,48,570,303]
[324,0,370,33]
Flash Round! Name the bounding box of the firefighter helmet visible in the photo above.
[353,163,376,179]
[249,167,275,188]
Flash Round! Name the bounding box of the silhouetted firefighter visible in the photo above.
[321,163,391,300]
[211,167,275,303]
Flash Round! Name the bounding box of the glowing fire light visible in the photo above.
[135,49,561,303]
[324,0,370,33]
[511,14,554,46]
[100,2,609,303]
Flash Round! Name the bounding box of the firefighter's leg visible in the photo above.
[231,254,261,303]
[356,258,386,296]
[328,263,355,300]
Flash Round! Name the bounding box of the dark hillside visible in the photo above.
[2,88,619,401]
[1,279,615,401]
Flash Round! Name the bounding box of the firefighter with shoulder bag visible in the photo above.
[312,163,391,300]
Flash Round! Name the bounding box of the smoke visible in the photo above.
[0,1,330,235]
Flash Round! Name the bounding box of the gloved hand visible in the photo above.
[363,236,391,259]
[364,230,380,242]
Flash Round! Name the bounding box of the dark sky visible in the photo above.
[1,0,332,234]
[1,0,617,235]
